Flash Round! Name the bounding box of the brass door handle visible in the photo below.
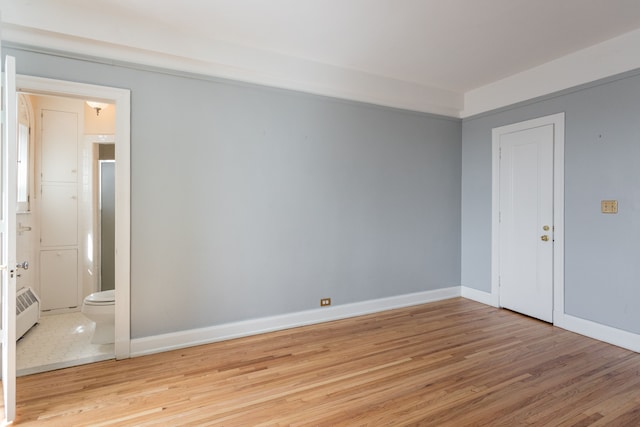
[541,235,549,241]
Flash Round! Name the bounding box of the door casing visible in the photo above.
[491,112,565,322]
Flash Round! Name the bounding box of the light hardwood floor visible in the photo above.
[5,297,640,425]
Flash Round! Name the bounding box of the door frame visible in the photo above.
[16,75,131,359]
[491,112,565,322]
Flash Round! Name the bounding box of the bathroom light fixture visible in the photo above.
[86,101,109,116]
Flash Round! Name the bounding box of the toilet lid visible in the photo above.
[85,290,115,303]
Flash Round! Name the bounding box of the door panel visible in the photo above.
[2,55,18,423]
[499,124,554,322]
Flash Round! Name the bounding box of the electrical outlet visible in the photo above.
[320,298,331,307]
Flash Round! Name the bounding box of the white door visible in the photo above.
[1,55,18,424]
[499,123,554,322]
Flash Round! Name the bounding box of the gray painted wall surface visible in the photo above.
[5,47,462,338]
[462,70,640,334]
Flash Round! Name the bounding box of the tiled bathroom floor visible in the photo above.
[17,311,114,376]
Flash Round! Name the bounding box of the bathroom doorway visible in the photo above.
[13,75,130,375]
[15,93,114,375]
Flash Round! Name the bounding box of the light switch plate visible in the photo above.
[601,200,618,214]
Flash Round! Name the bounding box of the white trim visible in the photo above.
[555,312,640,353]
[85,134,116,143]
[491,113,565,321]
[461,286,496,307]
[462,29,640,117]
[552,117,565,317]
[462,288,640,353]
[16,75,131,360]
[130,287,460,357]
[490,129,502,308]
[17,353,114,377]
[7,25,640,120]
[3,25,462,118]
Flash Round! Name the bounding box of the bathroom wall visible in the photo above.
[4,45,462,338]
[84,102,115,135]
[461,68,640,334]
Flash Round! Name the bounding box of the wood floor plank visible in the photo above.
[4,298,640,425]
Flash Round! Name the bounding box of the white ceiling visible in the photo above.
[3,0,640,116]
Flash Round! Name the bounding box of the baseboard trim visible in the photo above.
[460,286,497,307]
[131,286,461,357]
[554,312,640,353]
[130,287,640,358]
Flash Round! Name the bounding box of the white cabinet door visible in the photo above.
[40,183,78,247]
[40,249,78,310]
[41,109,78,182]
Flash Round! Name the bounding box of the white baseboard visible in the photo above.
[130,286,461,357]
[460,288,640,353]
[130,286,640,358]
[461,286,497,307]
[554,312,640,353]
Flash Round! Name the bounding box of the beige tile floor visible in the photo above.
[17,311,114,376]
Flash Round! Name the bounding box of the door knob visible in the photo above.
[543,225,550,231]
[16,261,29,270]
[541,235,549,242]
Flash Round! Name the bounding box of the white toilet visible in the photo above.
[81,289,115,344]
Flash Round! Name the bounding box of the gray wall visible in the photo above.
[5,46,462,338]
[462,69,640,334]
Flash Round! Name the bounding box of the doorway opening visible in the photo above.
[14,76,130,375]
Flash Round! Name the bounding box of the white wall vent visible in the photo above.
[17,287,40,339]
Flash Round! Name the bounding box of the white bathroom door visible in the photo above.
[498,123,554,322]
[1,54,19,424]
